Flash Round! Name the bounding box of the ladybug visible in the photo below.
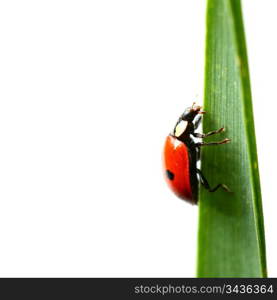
[163,103,231,204]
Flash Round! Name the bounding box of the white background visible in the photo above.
[0,0,276,277]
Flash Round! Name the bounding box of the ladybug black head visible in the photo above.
[181,103,205,122]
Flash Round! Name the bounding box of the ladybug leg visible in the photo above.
[193,127,225,138]
[196,169,231,193]
[196,146,201,161]
[194,138,230,147]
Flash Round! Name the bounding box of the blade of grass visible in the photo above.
[197,0,267,277]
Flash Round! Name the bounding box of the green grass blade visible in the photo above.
[197,0,267,277]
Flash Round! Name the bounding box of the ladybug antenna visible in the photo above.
[198,109,206,114]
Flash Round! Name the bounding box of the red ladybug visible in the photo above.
[163,103,231,204]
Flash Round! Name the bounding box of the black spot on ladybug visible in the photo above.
[166,169,174,181]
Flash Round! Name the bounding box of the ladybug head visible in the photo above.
[181,103,205,122]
